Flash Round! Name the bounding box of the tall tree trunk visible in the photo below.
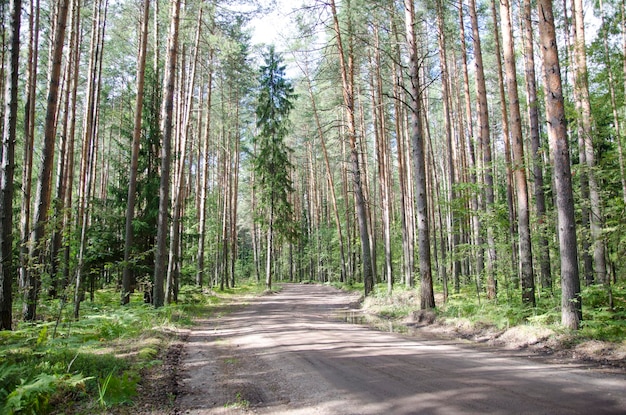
[370,30,393,293]
[469,0,497,299]
[166,9,201,304]
[522,0,552,290]
[19,0,40,296]
[499,0,535,305]
[197,52,214,287]
[537,0,582,329]
[391,12,414,287]
[573,0,606,284]
[405,0,435,309]
[491,0,518,288]
[229,95,240,289]
[621,0,626,207]
[329,0,374,295]
[122,0,150,305]
[25,0,70,321]
[49,10,75,297]
[459,0,483,291]
[0,0,20,330]
[436,0,459,300]
[266,202,274,290]
[154,0,181,308]
[298,59,348,284]
[62,0,81,294]
[74,0,107,319]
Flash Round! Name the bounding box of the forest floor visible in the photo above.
[129,284,626,415]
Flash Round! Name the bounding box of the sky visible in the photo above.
[248,0,295,49]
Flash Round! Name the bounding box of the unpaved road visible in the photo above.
[176,284,626,415]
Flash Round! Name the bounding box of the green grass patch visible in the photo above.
[2,279,267,414]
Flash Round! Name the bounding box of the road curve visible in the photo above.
[176,283,626,415]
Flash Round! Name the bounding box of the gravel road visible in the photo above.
[175,283,626,415]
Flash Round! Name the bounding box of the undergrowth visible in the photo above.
[0,280,264,414]
[335,281,626,344]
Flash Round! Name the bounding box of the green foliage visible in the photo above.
[253,46,299,243]
[2,373,90,415]
[2,279,269,412]
[579,284,626,341]
[97,370,138,408]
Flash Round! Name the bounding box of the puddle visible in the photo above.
[334,309,416,335]
[334,309,367,325]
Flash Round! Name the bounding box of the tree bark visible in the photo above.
[154,0,181,308]
[522,0,552,291]
[19,0,39,297]
[405,0,435,309]
[499,0,535,305]
[537,0,582,329]
[573,0,607,284]
[469,0,497,299]
[166,9,201,303]
[25,0,70,321]
[369,29,393,293]
[0,0,21,330]
[436,0,458,301]
[491,0,518,289]
[197,52,214,288]
[122,0,150,305]
[74,0,108,319]
[329,0,374,295]
[459,0,483,292]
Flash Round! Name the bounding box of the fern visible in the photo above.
[3,373,58,414]
[1,373,92,415]
[0,363,20,404]
[36,326,49,347]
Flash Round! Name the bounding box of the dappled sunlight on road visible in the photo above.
[177,284,626,415]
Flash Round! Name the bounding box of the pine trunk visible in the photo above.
[500,0,535,305]
[469,0,497,299]
[537,0,582,329]
[405,0,435,309]
[122,0,150,305]
[330,0,374,295]
[25,0,70,321]
[573,0,606,284]
[154,0,181,308]
[522,0,552,290]
[197,53,214,287]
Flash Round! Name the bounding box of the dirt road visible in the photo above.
[175,284,626,414]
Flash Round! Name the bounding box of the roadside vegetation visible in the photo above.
[335,281,626,366]
[0,282,265,414]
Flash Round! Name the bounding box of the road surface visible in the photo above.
[176,284,626,414]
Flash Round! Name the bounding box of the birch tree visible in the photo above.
[0,0,21,330]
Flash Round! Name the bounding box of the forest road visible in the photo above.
[175,284,626,415]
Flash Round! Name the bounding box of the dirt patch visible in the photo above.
[395,311,626,372]
[114,330,188,415]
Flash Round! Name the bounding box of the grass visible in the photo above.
[0,280,266,414]
[332,280,626,346]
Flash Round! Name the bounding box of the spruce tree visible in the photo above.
[253,46,297,290]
